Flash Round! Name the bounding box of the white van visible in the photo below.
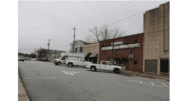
[54,56,66,65]
[54,53,84,66]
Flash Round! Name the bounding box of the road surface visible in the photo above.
[18,61,169,101]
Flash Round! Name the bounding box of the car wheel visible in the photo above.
[58,62,61,65]
[91,67,96,72]
[114,69,120,73]
[68,63,73,67]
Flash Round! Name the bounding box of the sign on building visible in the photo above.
[111,41,123,45]
[101,43,140,50]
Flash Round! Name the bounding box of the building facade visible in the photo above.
[50,54,62,62]
[99,33,144,73]
[143,2,169,75]
[37,48,66,61]
[84,42,100,64]
[73,40,90,54]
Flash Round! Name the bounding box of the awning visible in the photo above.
[89,53,98,58]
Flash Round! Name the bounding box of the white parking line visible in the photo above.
[128,80,169,87]
[162,83,168,87]
[151,82,155,86]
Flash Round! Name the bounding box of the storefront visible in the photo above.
[84,42,100,64]
[99,33,144,73]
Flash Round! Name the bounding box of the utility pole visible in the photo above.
[72,27,77,53]
[112,41,114,65]
[47,39,50,61]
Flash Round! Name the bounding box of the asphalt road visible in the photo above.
[18,61,169,101]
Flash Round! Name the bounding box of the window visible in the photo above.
[115,51,118,55]
[130,50,134,54]
[102,62,106,65]
[134,40,137,43]
[106,62,111,65]
[134,60,138,65]
[103,52,106,55]
[80,47,83,52]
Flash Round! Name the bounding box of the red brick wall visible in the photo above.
[99,33,144,73]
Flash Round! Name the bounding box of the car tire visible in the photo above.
[58,62,61,66]
[91,66,96,72]
[68,63,73,67]
[114,68,120,73]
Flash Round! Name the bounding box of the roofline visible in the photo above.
[99,33,144,43]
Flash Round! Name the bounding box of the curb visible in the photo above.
[18,74,30,101]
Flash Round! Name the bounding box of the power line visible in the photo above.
[75,1,134,28]
[75,1,148,31]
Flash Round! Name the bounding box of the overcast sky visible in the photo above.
[18,0,169,54]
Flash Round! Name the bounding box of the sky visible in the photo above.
[18,0,169,54]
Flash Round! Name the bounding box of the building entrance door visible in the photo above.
[160,59,169,73]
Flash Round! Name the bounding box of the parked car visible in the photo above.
[86,61,124,73]
[54,56,66,65]
[31,58,37,61]
[18,57,24,61]
[54,53,85,66]
[65,58,92,67]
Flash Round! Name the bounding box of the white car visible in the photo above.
[31,58,37,61]
[86,61,125,73]
[65,58,92,67]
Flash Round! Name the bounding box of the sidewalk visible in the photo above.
[18,74,30,101]
[121,70,169,81]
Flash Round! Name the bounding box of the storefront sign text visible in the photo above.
[101,43,140,50]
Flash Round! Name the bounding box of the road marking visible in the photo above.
[96,97,103,100]
[66,82,69,84]
[151,82,155,86]
[61,70,80,75]
[162,83,168,87]
[129,80,169,87]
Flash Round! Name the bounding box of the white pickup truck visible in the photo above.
[65,58,92,67]
[86,61,125,73]
[54,56,66,65]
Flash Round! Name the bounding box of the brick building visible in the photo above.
[84,42,100,64]
[99,33,144,73]
[37,48,66,61]
[143,2,169,75]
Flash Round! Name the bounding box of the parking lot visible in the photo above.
[19,61,169,101]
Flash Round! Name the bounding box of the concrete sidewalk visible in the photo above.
[121,70,169,81]
[18,74,30,101]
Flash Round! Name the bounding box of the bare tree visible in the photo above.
[68,42,74,53]
[84,25,126,43]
